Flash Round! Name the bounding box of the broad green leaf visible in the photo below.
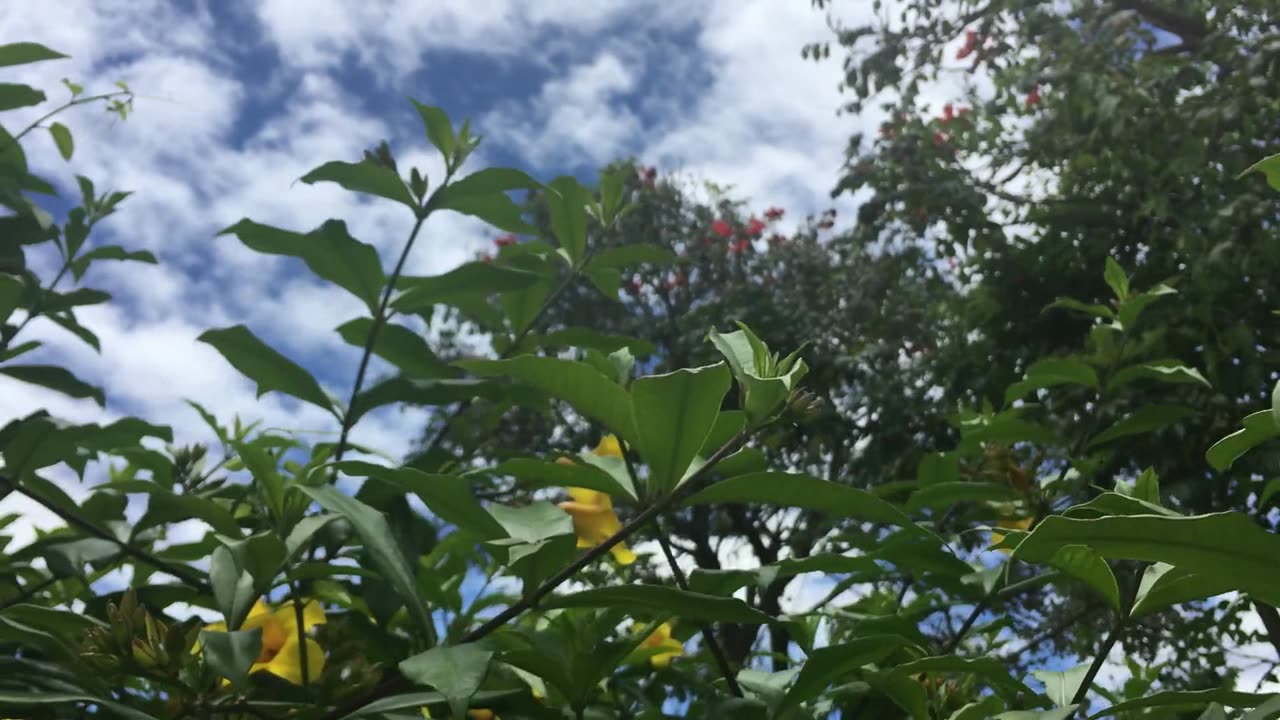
[209,545,256,629]
[630,363,731,495]
[411,100,454,162]
[1044,545,1120,611]
[71,247,158,281]
[499,253,556,334]
[1274,380,1280,433]
[0,365,104,406]
[1116,283,1177,330]
[221,219,386,312]
[297,485,434,637]
[198,628,262,690]
[1239,152,1280,191]
[113,479,242,537]
[335,317,453,379]
[1063,491,1179,519]
[891,655,1034,701]
[546,175,589,265]
[284,514,340,562]
[0,42,68,67]
[300,159,417,211]
[0,691,161,720]
[0,84,45,111]
[1033,662,1090,707]
[536,327,657,356]
[48,122,73,160]
[427,167,541,233]
[1045,296,1114,319]
[458,356,636,442]
[0,274,22,322]
[950,697,1006,720]
[335,691,520,720]
[707,327,809,425]
[218,531,286,592]
[348,376,509,422]
[1013,512,1280,606]
[779,635,909,711]
[996,709,1078,720]
[544,586,773,624]
[1086,405,1196,448]
[489,457,636,501]
[587,243,676,269]
[906,482,1016,513]
[1103,257,1129,301]
[1130,563,1236,618]
[1090,686,1275,717]
[597,169,626,224]
[685,471,927,536]
[1107,361,1210,392]
[393,261,541,313]
[1243,696,1280,719]
[198,325,334,415]
[868,669,930,719]
[1207,410,1279,471]
[488,502,572,544]
[336,460,504,539]
[1004,357,1098,405]
[399,644,494,720]
[689,553,882,596]
[917,452,960,486]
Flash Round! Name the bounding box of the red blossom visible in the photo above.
[942,103,955,123]
[711,220,733,238]
[956,29,978,59]
[729,238,751,254]
[764,206,785,221]
[746,217,766,236]
[625,277,642,294]
[480,253,493,263]
[494,234,517,248]
[1026,86,1041,108]
[933,131,947,146]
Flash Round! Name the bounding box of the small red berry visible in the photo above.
[494,234,517,248]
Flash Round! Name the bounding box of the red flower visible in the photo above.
[764,206,785,221]
[637,165,657,188]
[942,103,955,123]
[1026,86,1041,108]
[956,30,978,60]
[625,277,642,294]
[494,234,517,248]
[711,220,732,238]
[746,217,766,236]
[729,238,751,254]
[480,253,493,263]
[933,131,947,146]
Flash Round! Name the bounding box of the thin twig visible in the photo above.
[287,574,310,687]
[316,430,748,720]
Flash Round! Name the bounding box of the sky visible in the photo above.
[1,0,1273,707]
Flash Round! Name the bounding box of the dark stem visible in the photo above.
[316,431,748,720]
[4,478,209,590]
[943,591,994,654]
[287,575,310,687]
[655,527,744,697]
[0,573,59,611]
[1070,614,1125,707]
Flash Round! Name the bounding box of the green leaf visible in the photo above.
[393,262,541,314]
[544,585,773,624]
[587,243,676,270]
[489,457,637,502]
[1238,152,1280,192]
[890,655,1034,701]
[869,669,931,719]
[685,471,927,536]
[906,482,1016,513]
[1107,361,1210,392]
[630,364,731,495]
[297,485,434,637]
[199,628,262,690]
[284,514,340,562]
[198,325,334,415]
[1086,404,1196,448]
[1103,257,1129,301]
[0,84,45,111]
[1273,381,1280,439]
[70,246,157,281]
[488,502,573,544]
[1004,357,1098,405]
[47,122,73,160]
[399,644,494,720]
[499,254,555,334]
[0,42,68,67]
[0,691,162,720]
[690,553,882,596]
[1130,563,1237,618]
[0,365,103,406]
[707,326,808,425]
[1063,492,1178,519]
[1033,662,1090,707]
[546,176,589,265]
[1206,410,1279,471]
[348,376,506,422]
[1116,284,1177,330]
[996,709,1078,720]
[335,318,453,379]
[336,461,505,539]
[1044,545,1120,611]
[458,356,636,442]
[300,159,417,211]
[209,545,256,629]
[427,167,541,233]
[1089,689,1277,719]
[1013,512,1280,606]
[0,274,22,322]
[221,219,386,312]
[1045,296,1114,320]
[598,168,626,224]
[950,697,1007,720]
[113,479,242,538]
[917,452,960,486]
[1243,696,1280,719]
[411,100,454,163]
[779,635,910,711]
[536,327,656,356]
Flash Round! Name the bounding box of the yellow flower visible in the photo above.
[635,622,684,668]
[990,516,1035,554]
[421,709,498,719]
[201,599,326,685]
[554,435,636,565]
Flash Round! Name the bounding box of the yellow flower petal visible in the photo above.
[593,435,622,458]
[610,542,637,565]
[566,486,611,508]
[650,637,684,668]
[255,634,325,686]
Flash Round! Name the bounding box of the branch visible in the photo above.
[317,431,749,720]
[655,528,743,696]
[1254,602,1280,659]
[1111,0,1208,47]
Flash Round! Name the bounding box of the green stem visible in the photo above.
[1,91,132,151]
[286,574,310,687]
[315,430,749,720]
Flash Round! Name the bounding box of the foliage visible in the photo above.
[1,27,1280,720]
